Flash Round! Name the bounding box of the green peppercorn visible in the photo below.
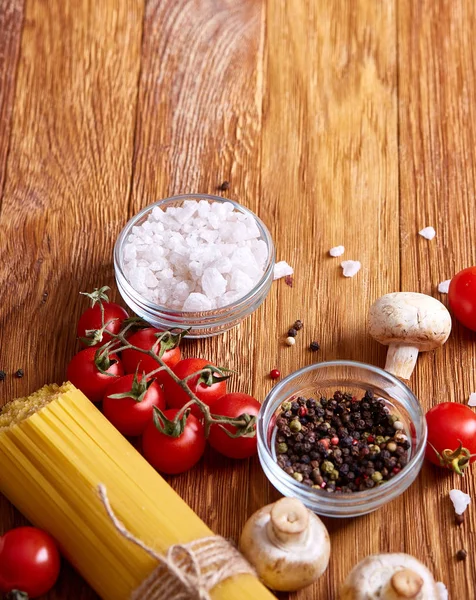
[277,443,288,454]
[330,469,339,481]
[389,414,398,425]
[281,401,292,412]
[386,441,397,452]
[372,471,383,482]
[375,436,385,445]
[290,419,302,433]
[321,460,334,474]
[293,472,303,482]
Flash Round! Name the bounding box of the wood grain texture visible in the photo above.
[1,0,475,599]
[398,1,476,596]
[0,0,24,200]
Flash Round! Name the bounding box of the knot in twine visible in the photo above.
[98,484,255,600]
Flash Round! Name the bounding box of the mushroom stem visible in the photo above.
[382,569,424,598]
[385,344,420,380]
[267,497,310,546]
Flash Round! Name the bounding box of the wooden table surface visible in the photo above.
[1,1,475,598]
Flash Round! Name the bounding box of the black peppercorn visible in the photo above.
[309,341,320,352]
[293,320,303,330]
[218,181,230,191]
[15,369,24,378]
[288,327,298,337]
[0,370,6,381]
[456,549,467,561]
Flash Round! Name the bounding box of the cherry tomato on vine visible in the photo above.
[142,408,206,474]
[0,527,61,598]
[163,358,229,418]
[425,402,476,474]
[121,328,181,382]
[77,286,128,346]
[208,393,261,459]
[103,373,166,436]
[448,267,476,332]
[67,347,124,403]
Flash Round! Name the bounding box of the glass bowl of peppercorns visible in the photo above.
[257,360,427,518]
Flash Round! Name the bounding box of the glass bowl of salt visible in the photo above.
[114,194,275,337]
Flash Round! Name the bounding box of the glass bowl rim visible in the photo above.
[258,359,427,503]
[113,193,276,320]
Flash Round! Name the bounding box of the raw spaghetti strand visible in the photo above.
[98,484,256,600]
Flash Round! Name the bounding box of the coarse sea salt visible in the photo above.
[449,489,471,515]
[273,261,294,280]
[341,260,361,278]
[122,201,267,311]
[329,245,345,257]
[419,226,436,240]
[468,393,476,407]
[438,279,451,294]
[436,582,448,600]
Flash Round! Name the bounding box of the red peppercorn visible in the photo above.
[331,436,339,445]
[367,435,375,443]
[298,407,308,417]
[352,439,358,446]
[270,369,280,380]
[320,438,330,449]
[355,477,361,485]
[320,481,326,488]
[392,467,401,475]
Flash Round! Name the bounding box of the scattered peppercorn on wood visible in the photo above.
[0,383,276,600]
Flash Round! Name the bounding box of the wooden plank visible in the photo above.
[257,1,399,598]
[0,0,24,200]
[398,1,476,598]
[0,0,144,597]
[131,0,265,541]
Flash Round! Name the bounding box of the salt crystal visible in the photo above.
[201,268,227,298]
[419,226,436,240]
[341,260,361,278]
[182,293,213,312]
[145,271,158,288]
[329,245,345,257]
[273,261,294,280]
[230,269,254,294]
[436,582,448,600]
[213,257,232,274]
[469,393,476,407]
[251,239,268,268]
[438,279,451,294]
[124,244,136,261]
[449,489,471,515]
[217,291,242,308]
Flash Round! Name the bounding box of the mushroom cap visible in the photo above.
[369,292,451,351]
[239,499,330,592]
[340,553,441,600]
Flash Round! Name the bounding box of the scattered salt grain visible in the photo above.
[122,200,267,311]
[438,279,451,294]
[449,489,471,515]
[419,226,436,240]
[329,245,345,257]
[273,261,294,280]
[468,393,476,407]
[436,582,448,600]
[340,260,361,278]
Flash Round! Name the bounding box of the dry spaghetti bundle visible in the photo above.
[0,383,275,600]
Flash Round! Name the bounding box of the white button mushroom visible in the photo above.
[368,292,452,379]
[340,553,443,600]
[239,497,330,592]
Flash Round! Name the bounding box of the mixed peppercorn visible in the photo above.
[274,390,410,493]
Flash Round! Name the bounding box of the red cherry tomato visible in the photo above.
[121,328,181,383]
[77,302,128,345]
[448,267,476,331]
[142,408,206,474]
[208,393,261,459]
[163,358,228,418]
[66,347,124,403]
[425,402,476,473]
[0,527,61,598]
[103,374,166,436]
